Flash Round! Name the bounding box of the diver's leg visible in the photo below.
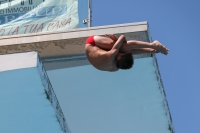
[93,35,168,55]
[93,36,115,50]
[122,40,169,55]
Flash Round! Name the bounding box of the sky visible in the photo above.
[91,0,200,133]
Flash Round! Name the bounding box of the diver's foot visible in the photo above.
[151,40,169,55]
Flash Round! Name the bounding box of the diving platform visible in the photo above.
[0,22,151,60]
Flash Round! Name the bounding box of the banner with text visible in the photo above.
[0,0,82,36]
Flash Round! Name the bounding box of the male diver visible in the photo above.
[85,34,168,72]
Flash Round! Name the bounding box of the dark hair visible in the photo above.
[116,53,133,69]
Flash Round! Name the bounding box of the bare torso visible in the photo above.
[85,43,118,71]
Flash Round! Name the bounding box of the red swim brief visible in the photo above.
[85,36,96,46]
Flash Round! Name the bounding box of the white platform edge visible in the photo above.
[0,51,37,72]
[36,52,71,133]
